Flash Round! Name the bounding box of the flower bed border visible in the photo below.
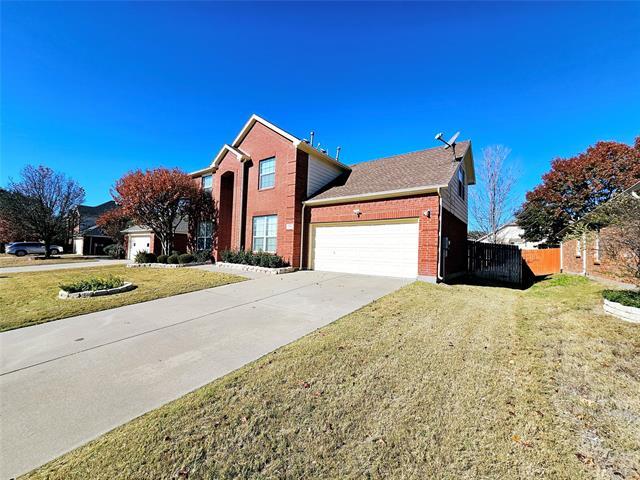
[59,282,136,299]
[217,262,295,275]
[127,262,209,269]
[603,298,640,324]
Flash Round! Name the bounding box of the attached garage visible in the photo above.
[127,234,152,260]
[309,219,420,278]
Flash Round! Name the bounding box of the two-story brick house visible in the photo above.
[191,114,475,281]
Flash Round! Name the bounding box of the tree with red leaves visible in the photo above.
[517,137,640,244]
[96,207,131,258]
[112,168,206,255]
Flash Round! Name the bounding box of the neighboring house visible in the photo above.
[70,201,117,255]
[122,221,189,260]
[189,114,475,281]
[477,222,543,249]
[560,181,640,282]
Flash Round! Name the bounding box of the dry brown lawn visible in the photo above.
[0,265,244,331]
[23,275,640,479]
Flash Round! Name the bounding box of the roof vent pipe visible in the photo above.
[336,146,341,160]
[310,131,315,147]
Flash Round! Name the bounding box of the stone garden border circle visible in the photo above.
[59,282,136,299]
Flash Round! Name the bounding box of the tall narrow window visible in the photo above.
[259,157,276,189]
[197,221,213,250]
[457,168,465,199]
[252,215,277,252]
[575,239,581,257]
[594,231,600,264]
[201,175,213,191]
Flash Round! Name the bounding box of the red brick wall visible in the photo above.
[240,122,300,266]
[561,237,584,274]
[213,150,243,258]
[562,227,633,283]
[307,194,441,277]
[441,207,468,277]
[208,122,304,267]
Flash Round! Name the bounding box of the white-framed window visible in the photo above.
[197,221,213,250]
[252,215,277,253]
[259,157,276,189]
[575,239,581,257]
[202,174,213,191]
[457,168,465,199]
[594,232,600,264]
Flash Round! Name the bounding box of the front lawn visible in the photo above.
[0,266,244,331]
[0,254,99,268]
[23,275,639,479]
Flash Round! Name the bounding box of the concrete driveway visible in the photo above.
[0,271,410,478]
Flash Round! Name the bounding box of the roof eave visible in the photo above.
[462,142,476,185]
[294,140,351,171]
[233,114,299,147]
[190,166,216,177]
[304,184,448,207]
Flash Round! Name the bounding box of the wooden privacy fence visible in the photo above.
[467,241,523,285]
[521,248,561,276]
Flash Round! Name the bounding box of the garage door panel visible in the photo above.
[311,221,419,278]
[128,235,151,260]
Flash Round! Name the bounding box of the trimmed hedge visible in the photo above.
[134,251,156,264]
[167,254,180,264]
[220,249,288,268]
[603,290,640,309]
[194,249,212,263]
[157,254,169,264]
[178,253,194,264]
[60,275,125,294]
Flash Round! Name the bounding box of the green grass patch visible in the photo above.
[23,274,640,479]
[0,266,245,331]
[602,289,640,308]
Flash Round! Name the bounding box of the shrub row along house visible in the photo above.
[126,115,475,281]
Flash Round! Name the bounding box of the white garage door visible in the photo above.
[311,220,419,278]
[128,235,151,260]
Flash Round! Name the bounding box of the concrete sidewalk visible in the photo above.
[0,271,410,478]
[0,258,130,274]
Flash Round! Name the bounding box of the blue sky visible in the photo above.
[2,2,639,222]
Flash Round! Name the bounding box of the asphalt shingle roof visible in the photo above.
[77,201,117,217]
[309,141,470,202]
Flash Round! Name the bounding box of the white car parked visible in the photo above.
[5,242,64,256]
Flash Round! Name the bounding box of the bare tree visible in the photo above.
[471,145,518,243]
[8,165,85,257]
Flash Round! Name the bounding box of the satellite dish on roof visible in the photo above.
[434,130,462,161]
[443,131,460,150]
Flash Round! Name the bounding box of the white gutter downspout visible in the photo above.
[560,241,564,272]
[436,187,444,282]
[299,203,306,270]
[581,232,587,275]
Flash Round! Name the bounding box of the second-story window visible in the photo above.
[457,168,465,199]
[259,157,276,189]
[202,174,213,191]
